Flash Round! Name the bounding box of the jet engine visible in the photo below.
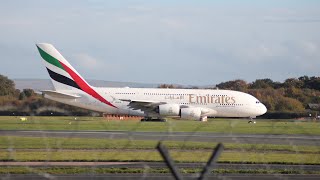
[158,104,180,116]
[180,108,202,120]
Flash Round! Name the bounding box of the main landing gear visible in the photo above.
[141,117,167,122]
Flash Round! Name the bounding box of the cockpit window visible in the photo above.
[256,101,260,104]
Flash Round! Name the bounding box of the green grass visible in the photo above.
[1,136,320,153]
[1,136,319,165]
[1,150,320,164]
[0,167,319,174]
[0,116,320,135]
[1,116,319,167]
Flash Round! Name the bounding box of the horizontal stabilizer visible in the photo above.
[41,90,81,99]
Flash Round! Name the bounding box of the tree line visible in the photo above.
[160,77,320,118]
[0,74,94,116]
[215,77,320,112]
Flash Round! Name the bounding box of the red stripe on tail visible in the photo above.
[59,62,117,108]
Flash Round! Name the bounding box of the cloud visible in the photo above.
[263,17,320,23]
[160,18,186,29]
[71,53,100,70]
[127,5,153,12]
[228,40,320,64]
[300,41,319,57]
[231,44,288,63]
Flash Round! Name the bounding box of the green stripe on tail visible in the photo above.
[37,46,64,70]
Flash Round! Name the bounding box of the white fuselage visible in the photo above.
[36,43,267,121]
[45,87,267,118]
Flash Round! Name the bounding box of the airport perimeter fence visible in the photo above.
[0,114,320,180]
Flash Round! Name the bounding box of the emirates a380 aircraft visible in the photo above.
[36,43,267,122]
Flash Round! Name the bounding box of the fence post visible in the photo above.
[156,142,184,180]
[198,143,224,180]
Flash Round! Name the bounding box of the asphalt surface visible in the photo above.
[1,130,320,145]
[2,174,320,180]
[1,162,320,171]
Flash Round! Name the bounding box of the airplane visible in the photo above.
[36,43,267,122]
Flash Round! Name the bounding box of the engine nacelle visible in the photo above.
[158,104,180,116]
[180,108,202,120]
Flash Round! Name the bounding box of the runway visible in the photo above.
[1,130,320,145]
[2,174,320,180]
[1,162,320,171]
[1,162,320,180]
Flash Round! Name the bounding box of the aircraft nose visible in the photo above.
[260,104,267,115]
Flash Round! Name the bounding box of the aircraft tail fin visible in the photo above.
[36,43,91,91]
[36,43,117,108]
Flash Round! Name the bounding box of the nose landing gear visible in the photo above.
[248,117,256,124]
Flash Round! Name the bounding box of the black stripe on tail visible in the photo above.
[46,68,81,90]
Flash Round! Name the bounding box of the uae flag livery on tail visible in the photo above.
[36,43,117,108]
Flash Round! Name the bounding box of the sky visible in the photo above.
[0,0,320,86]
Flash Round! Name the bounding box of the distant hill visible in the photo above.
[13,79,159,90]
[14,79,54,90]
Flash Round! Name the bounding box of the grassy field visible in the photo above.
[1,116,320,175]
[0,116,320,135]
[1,150,320,164]
[0,136,320,165]
[1,136,320,153]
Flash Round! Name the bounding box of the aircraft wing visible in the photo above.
[119,99,166,112]
[119,99,190,114]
